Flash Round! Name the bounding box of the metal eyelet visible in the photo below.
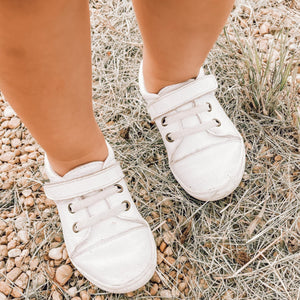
[122,200,131,211]
[214,119,221,127]
[115,184,123,193]
[206,102,212,112]
[166,133,174,143]
[72,222,79,233]
[161,116,168,127]
[68,203,75,214]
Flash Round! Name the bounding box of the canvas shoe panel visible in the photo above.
[43,142,157,293]
[139,62,245,201]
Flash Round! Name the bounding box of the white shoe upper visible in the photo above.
[43,142,156,293]
[139,63,245,201]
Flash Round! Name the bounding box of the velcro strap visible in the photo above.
[148,75,218,120]
[43,163,124,201]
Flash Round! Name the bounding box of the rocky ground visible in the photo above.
[0,0,299,299]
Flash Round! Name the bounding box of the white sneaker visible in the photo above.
[139,62,245,201]
[43,142,157,293]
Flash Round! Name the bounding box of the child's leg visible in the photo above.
[0,0,107,176]
[132,0,235,93]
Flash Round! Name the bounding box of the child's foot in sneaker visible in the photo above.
[139,62,245,201]
[43,142,157,293]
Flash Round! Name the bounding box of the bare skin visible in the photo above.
[0,0,234,176]
[132,0,235,93]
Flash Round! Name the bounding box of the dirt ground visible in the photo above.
[0,0,299,299]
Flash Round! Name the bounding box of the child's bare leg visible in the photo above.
[132,0,235,93]
[0,0,107,176]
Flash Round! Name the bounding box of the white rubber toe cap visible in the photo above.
[71,227,157,293]
[171,139,245,201]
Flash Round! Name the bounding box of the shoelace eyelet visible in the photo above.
[161,116,168,127]
[122,200,131,211]
[72,222,79,233]
[68,203,75,214]
[214,119,221,127]
[115,184,123,193]
[166,133,174,143]
[207,102,212,112]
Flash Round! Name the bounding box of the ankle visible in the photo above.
[142,55,199,94]
[46,141,108,177]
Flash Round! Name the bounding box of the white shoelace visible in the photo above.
[68,184,129,233]
[161,102,220,141]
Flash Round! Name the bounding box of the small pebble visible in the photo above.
[0,292,6,300]
[8,248,21,258]
[52,290,62,300]
[11,287,22,298]
[8,117,20,129]
[0,152,15,162]
[67,287,77,297]
[49,247,63,260]
[3,106,16,118]
[7,267,22,281]
[14,216,27,230]
[15,273,28,289]
[160,289,172,298]
[0,220,6,231]
[22,189,32,197]
[55,264,73,285]
[80,290,90,300]
[159,241,167,252]
[18,230,30,244]
[11,138,21,148]
[151,272,161,284]
[24,146,35,153]
[0,245,8,258]
[260,22,270,35]
[0,282,12,295]
[150,283,159,296]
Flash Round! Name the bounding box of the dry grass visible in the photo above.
[0,0,299,299]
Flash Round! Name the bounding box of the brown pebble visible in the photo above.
[7,267,22,281]
[52,290,62,300]
[160,289,172,298]
[178,282,186,292]
[11,138,21,148]
[15,273,28,289]
[8,117,20,129]
[157,251,164,265]
[166,256,176,266]
[3,106,15,118]
[0,152,15,162]
[150,283,159,296]
[164,247,173,256]
[24,197,34,207]
[11,287,22,298]
[159,241,167,252]
[151,272,161,284]
[55,265,73,285]
[0,245,8,258]
[79,290,90,300]
[0,282,12,295]
[260,22,270,35]
[24,146,35,153]
[274,155,282,161]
